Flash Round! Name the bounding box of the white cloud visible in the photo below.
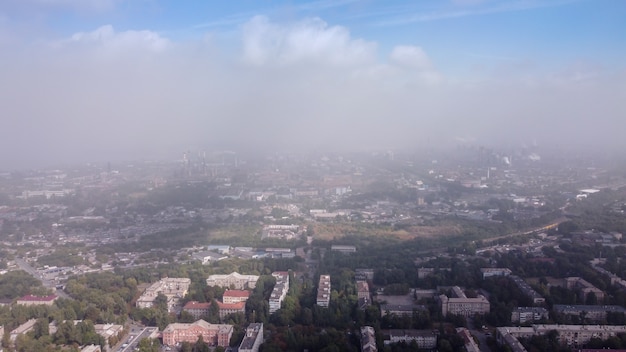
[390,45,433,71]
[0,14,623,168]
[241,16,377,66]
[63,25,170,56]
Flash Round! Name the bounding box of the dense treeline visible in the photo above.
[0,270,47,299]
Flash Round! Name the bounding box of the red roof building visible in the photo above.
[223,290,250,304]
[16,295,57,306]
[182,301,211,320]
[217,301,246,319]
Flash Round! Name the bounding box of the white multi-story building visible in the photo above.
[206,272,259,290]
[386,330,437,349]
[317,275,331,307]
[439,286,490,317]
[136,278,191,312]
[269,272,289,314]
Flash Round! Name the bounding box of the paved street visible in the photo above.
[14,257,72,299]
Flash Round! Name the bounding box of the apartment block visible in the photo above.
[497,324,626,350]
[162,320,233,347]
[269,272,289,314]
[317,275,331,307]
[136,278,191,312]
[361,326,377,352]
[223,290,250,304]
[206,272,259,290]
[439,286,489,317]
[238,323,263,352]
[385,330,437,349]
[511,307,549,324]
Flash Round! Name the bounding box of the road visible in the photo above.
[115,325,159,352]
[467,318,492,352]
[14,257,72,299]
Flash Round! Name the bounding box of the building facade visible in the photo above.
[183,301,212,320]
[269,272,290,314]
[439,286,490,317]
[317,275,331,307]
[206,272,259,290]
[162,320,233,347]
[223,290,250,304]
[385,330,437,349]
[16,294,57,306]
[136,278,191,312]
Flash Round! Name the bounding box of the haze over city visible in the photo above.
[0,0,625,167]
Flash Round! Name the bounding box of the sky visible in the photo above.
[0,0,625,168]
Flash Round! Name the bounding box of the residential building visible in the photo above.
[206,272,259,290]
[357,280,371,309]
[439,286,490,317]
[81,346,101,352]
[509,275,545,304]
[136,278,191,312]
[269,272,289,314]
[385,330,437,349]
[497,324,626,349]
[10,319,37,342]
[481,268,512,279]
[183,301,212,320]
[331,245,356,253]
[162,320,233,347]
[16,294,57,306]
[457,328,480,352]
[553,305,626,323]
[94,323,124,347]
[565,277,605,303]
[223,290,250,304]
[380,304,428,317]
[317,275,331,307]
[238,323,263,352]
[355,269,374,281]
[417,267,435,279]
[217,301,246,319]
[511,307,549,324]
[361,326,377,352]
